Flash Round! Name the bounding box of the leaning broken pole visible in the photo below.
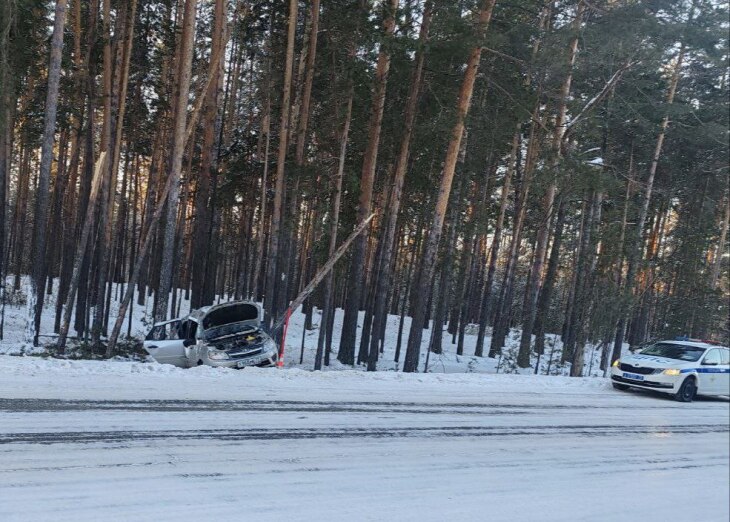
[272,213,376,367]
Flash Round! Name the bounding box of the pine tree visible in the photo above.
[404,0,497,373]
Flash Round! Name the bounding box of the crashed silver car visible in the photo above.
[143,301,278,368]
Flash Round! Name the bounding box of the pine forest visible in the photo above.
[0,0,728,374]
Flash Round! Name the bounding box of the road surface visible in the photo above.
[1,375,728,522]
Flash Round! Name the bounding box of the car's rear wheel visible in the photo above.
[612,383,629,391]
[674,377,696,403]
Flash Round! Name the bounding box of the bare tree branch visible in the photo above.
[564,60,637,138]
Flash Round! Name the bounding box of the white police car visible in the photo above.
[611,339,730,402]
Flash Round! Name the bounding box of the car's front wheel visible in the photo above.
[674,377,696,403]
[612,383,629,391]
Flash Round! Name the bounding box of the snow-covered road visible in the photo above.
[0,357,728,521]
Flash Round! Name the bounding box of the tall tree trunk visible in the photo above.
[456,228,480,355]
[108,159,178,353]
[87,0,113,338]
[27,0,68,344]
[315,86,353,370]
[155,0,197,322]
[10,147,29,291]
[565,192,598,373]
[489,106,545,357]
[474,134,518,356]
[338,0,399,366]
[92,0,138,343]
[488,148,530,357]
[532,196,567,355]
[190,0,226,309]
[517,0,584,367]
[366,0,432,371]
[395,212,426,364]
[58,153,108,350]
[289,0,321,339]
[294,0,320,166]
[430,209,459,356]
[403,0,497,373]
[45,129,69,295]
[571,191,603,375]
[73,0,101,332]
[710,191,729,288]
[251,95,271,300]
[0,0,12,336]
[612,41,686,363]
[0,108,8,339]
[447,192,473,343]
[264,0,298,329]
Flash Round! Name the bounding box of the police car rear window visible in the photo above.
[640,343,706,362]
[720,349,730,365]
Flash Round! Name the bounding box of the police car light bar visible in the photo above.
[674,335,721,345]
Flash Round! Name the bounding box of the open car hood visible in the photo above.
[202,302,261,329]
[200,302,261,341]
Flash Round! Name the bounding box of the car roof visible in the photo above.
[658,340,729,350]
[151,318,182,326]
[188,307,210,321]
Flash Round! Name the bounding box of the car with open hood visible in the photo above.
[143,301,278,369]
[611,339,730,402]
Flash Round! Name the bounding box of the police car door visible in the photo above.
[700,349,724,395]
[718,349,730,396]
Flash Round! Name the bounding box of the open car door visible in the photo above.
[143,319,188,368]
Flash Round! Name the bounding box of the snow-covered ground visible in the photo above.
[0,356,728,521]
[0,278,610,376]
[1,282,728,520]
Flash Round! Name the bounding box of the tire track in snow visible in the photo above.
[1,398,722,414]
[1,424,726,445]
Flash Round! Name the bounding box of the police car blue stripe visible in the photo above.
[679,368,730,374]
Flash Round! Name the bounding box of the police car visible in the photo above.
[611,339,730,402]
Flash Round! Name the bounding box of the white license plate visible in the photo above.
[236,355,265,368]
[622,372,645,381]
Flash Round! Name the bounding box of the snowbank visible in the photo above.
[0,355,612,402]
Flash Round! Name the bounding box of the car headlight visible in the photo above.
[612,359,620,368]
[263,338,278,354]
[207,348,230,361]
[662,369,681,376]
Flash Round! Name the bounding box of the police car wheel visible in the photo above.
[612,383,629,391]
[674,377,696,403]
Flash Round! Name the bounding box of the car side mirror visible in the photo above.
[183,338,196,347]
[702,360,718,366]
